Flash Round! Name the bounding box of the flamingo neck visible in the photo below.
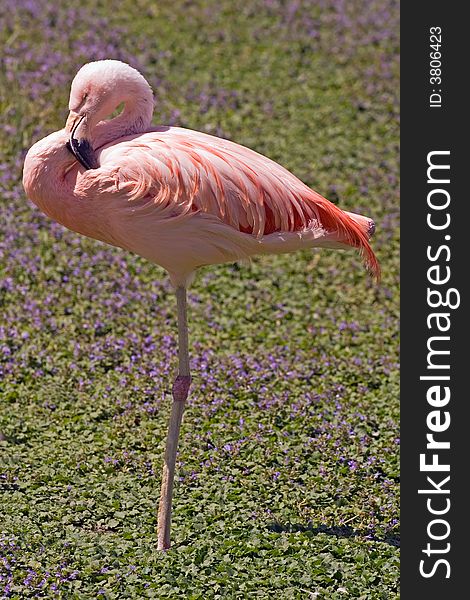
[24,141,103,241]
[93,94,154,148]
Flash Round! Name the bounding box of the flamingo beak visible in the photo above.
[65,111,99,170]
[65,110,80,133]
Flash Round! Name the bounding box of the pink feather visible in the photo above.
[23,60,380,287]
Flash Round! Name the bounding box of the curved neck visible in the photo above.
[24,139,106,242]
[93,93,154,148]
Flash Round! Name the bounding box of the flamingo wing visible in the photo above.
[73,127,379,276]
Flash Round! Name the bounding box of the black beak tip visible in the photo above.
[67,136,99,170]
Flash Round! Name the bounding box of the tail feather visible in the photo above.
[313,195,381,281]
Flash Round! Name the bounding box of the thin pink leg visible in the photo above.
[157,285,191,551]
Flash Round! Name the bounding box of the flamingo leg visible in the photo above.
[157,285,191,551]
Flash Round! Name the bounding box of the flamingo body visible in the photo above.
[22,60,380,550]
[24,125,378,286]
[23,61,378,286]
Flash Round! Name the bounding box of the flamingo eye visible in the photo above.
[70,93,88,114]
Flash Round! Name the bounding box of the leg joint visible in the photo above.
[172,375,191,402]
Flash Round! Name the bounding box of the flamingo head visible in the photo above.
[65,60,154,170]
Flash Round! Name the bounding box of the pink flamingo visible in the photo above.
[23,60,379,550]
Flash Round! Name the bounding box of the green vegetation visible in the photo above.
[1,0,399,597]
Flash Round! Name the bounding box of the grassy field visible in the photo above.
[0,0,399,597]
